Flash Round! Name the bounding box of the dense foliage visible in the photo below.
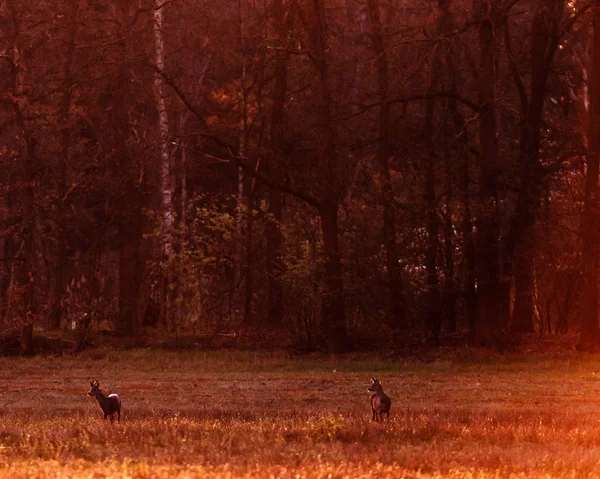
[0,0,597,353]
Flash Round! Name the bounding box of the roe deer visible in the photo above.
[367,377,391,421]
[87,380,121,422]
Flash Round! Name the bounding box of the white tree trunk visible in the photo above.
[153,0,172,260]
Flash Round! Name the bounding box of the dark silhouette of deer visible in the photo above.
[87,380,121,422]
[367,377,391,421]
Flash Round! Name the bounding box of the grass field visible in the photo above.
[2,349,600,478]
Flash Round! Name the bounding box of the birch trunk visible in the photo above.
[154,0,174,330]
[154,0,173,259]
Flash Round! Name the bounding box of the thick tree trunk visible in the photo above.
[443,14,476,339]
[119,237,141,335]
[367,0,406,331]
[422,4,450,340]
[472,0,508,346]
[581,3,600,349]
[265,0,291,327]
[506,0,564,336]
[312,0,350,352]
[49,1,79,331]
[319,199,350,352]
[512,248,535,333]
[115,4,143,336]
[6,18,37,354]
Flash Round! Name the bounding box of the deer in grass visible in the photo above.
[87,380,121,422]
[367,377,391,421]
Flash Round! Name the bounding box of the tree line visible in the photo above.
[1,0,599,354]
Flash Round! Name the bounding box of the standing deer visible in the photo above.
[367,377,391,421]
[87,380,121,422]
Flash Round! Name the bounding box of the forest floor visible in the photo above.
[2,348,600,478]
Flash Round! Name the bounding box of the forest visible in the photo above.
[1,0,600,355]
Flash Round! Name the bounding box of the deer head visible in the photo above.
[87,380,102,397]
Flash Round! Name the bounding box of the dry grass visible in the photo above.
[2,349,600,477]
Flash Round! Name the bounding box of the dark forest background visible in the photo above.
[2,0,600,355]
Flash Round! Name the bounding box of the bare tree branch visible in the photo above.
[504,19,529,116]
[342,92,480,120]
[192,133,322,209]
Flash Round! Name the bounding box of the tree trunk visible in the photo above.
[472,0,507,346]
[49,1,79,331]
[115,3,143,336]
[153,0,174,330]
[443,169,457,333]
[6,13,37,354]
[312,0,350,352]
[439,0,457,333]
[581,2,600,349]
[443,15,476,339]
[265,0,291,327]
[240,0,251,327]
[512,248,535,333]
[462,154,477,344]
[19,133,36,355]
[119,237,141,335]
[244,169,257,326]
[505,0,564,337]
[319,199,350,352]
[154,1,173,252]
[424,121,441,340]
[266,181,284,326]
[367,0,406,331]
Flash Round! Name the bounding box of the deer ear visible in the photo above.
[90,381,94,387]
[371,377,376,383]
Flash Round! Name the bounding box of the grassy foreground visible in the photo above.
[2,349,600,478]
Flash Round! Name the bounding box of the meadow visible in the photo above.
[2,349,600,478]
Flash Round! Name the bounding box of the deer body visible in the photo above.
[367,377,391,421]
[87,381,121,422]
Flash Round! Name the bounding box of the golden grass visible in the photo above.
[2,350,600,477]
